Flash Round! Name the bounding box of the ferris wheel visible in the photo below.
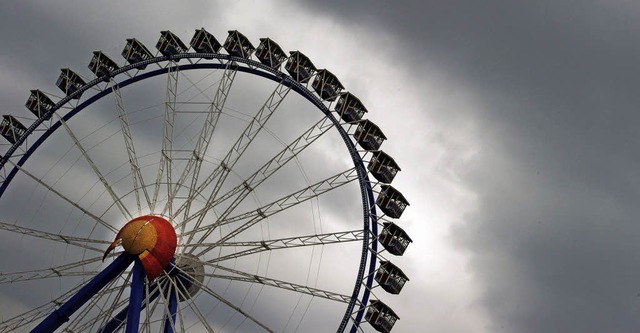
[0,29,412,333]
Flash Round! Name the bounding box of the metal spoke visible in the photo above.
[58,117,132,219]
[180,230,364,263]
[164,64,238,218]
[64,272,126,331]
[0,255,104,284]
[111,79,151,214]
[93,270,133,332]
[155,275,178,333]
[172,81,291,226]
[162,270,216,332]
[0,281,86,332]
[135,279,165,333]
[185,168,358,257]
[176,116,334,242]
[0,281,128,332]
[204,264,355,305]
[173,265,274,332]
[0,220,109,253]
[152,64,179,214]
[6,159,117,233]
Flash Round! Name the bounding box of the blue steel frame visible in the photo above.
[1,53,379,332]
[31,253,135,333]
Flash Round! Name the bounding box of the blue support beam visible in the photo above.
[125,259,144,333]
[98,281,162,333]
[31,253,134,333]
[163,285,178,333]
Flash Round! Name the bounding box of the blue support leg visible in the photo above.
[98,282,161,333]
[125,259,144,333]
[163,283,178,333]
[31,253,134,333]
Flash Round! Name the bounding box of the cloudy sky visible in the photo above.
[1,1,640,332]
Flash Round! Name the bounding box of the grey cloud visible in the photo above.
[298,1,640,332]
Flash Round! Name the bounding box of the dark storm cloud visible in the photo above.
[299,1,640,332]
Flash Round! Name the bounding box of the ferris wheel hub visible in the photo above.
[103,215,177,280]
[169,253,205,301]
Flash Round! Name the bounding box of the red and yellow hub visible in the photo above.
[103,215,177,281]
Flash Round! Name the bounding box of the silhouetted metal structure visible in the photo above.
[26,90,54,120]
[335,92,368,122]
[312,69,344,101]
[375,261,409,294]
[122,38,153,69]
[89,51,120,81]
[223,30,255,58]
[365,300,399,333]
[157,30,188,56]
[353,119,386,150]
[376,184,409,218]
[285,51,316,83]
[379,221,412,256]
[56,68,86,98]
[368,151,400,184]
[255,38,287,68]
[0,115,27,144]
[190,28,222,55]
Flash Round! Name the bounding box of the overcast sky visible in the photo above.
[1,1,640,332]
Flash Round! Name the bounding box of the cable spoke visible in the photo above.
[137,279,165,333]
[0,220,109,253]
[6,159,117,233]
[64,272,127,331]
[93,269,133,332]
[155,275,177,333]
[0,281,86,332]
[173,265,274,332]
[0,280,129,332]
[185,168,358,257]
[111,79,151,214]
[164,64,238,218]
[151,64,179,214]
[162,270,216,332]
[172,81,291,225]
[58,117,132,219]
[176,116,334,242]
[181,230,364,263]
[0,255,104,284]
[204,264,354,304]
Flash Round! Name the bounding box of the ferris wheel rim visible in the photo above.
[0,53,379,332]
